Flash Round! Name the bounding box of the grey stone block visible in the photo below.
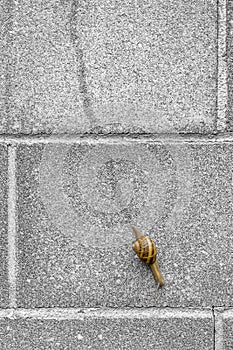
[16,141,233,307]
[227,0,233,130]
[0,309,213,350]
[0,0,12,132]
[2,0,216,134]
[217,0,227,132]
[2,0,86,134]
[223,316,233,350]
[0,145,8,306]
[215,309,233,350]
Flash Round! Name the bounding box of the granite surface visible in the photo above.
[0,0,12,132]
[0,309,213,350]
[223,313,233,350]
[16,141,233,307]
[215,309,233,350]
[0,145,8,307]
[0,1,230,349]
[227,0,233,130]
[0,0,217,134]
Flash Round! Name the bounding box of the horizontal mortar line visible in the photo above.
[217,309,233,318]
[0,308,213,320]
[2,133,233,144]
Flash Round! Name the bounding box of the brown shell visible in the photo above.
[132,236,157,265]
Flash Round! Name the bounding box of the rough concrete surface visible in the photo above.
[16,141,233,307]
[0,145,8,307]
[217,0,227,132]
[215,309,233,350]
[0,309,213,350]
[0,0,12,132]
[227,0,233,129]
[223,312,233,350]
[0,0,216,134]
[223,319,233,350]
[0,0,231,348]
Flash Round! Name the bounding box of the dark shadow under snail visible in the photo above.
[131,225,164,287]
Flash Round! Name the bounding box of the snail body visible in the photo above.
[131,225,164,287]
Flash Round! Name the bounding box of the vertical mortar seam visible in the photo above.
[216,0,219,133]
[214,308,224,350]
[8,144,17,308]
[212,306,216,350]
[217,0,227,132]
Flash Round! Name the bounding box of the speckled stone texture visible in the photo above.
[1,0,216,134]
[215,309,233,350]
[0,309,213,350]
[227,0,233,129]
[0,0,12,132]
[0,145,8,306]
[16,141,233,307]
[223,319,233,350]
[223,312,233,350]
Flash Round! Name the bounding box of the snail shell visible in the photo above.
[132,236,157,265]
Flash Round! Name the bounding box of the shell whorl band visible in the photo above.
[131,225,164,287]
[132,236,157,265]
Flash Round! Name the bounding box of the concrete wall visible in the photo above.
[0,0,232,349]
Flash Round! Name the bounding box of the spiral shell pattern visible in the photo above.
[132,236,157,265]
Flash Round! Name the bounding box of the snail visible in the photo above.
[131,225,164,287]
